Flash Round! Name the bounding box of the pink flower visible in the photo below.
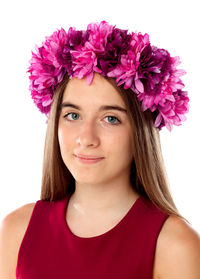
[71,46,102,84]
[154,90,189,131]
[107,32,149,90]
[87,21,114,52]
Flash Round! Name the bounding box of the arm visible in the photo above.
[153,215,200,279]
[0,203,35,279]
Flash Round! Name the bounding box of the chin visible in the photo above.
[73,173,105,186]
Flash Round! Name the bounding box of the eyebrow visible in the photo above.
[60,102,127,114]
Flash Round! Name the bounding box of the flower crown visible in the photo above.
[28,20,189,131]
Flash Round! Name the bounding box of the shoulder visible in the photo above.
[0,202,36,279]
[153,215,200,279]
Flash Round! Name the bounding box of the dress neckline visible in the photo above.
[62,194,143,241]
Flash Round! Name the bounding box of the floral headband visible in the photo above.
[28,20,189,131]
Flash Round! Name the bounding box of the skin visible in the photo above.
[58,72,139,231]
[0,73,200,278]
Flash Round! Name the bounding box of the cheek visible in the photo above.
[103,129,133,156]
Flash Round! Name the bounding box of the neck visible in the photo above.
[69,179,140,216]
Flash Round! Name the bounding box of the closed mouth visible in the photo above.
[74,154,104,160]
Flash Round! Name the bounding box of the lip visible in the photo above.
[74,154,104,164]
[74,154,104,159]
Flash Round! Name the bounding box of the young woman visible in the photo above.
[0,21,200,279]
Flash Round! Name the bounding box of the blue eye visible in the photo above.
[105,116,120,125]
[64,113,80,120]
[64,113,120,125]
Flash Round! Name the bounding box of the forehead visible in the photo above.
[62,73,125,107]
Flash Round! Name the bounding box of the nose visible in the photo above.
[76,119,100,147]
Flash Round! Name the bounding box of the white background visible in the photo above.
[0,0,199,233]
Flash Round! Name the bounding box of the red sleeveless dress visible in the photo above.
[16,194,169,279]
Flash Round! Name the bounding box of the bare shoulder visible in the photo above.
[153,215,200,279]
[0,202,36,279]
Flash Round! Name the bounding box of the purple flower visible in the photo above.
[70,21,114,84]
[107,32,149,89]
[97,28,132,74]
[131,44,188,130]
[137,45,185,96]
[67,27,89,48]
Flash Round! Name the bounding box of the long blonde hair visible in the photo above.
[41,74,189,223]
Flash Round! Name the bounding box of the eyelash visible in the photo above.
[63,112,121,125]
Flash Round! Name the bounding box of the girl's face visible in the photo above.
[58,73,134,186]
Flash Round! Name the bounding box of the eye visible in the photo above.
[63,113,121,125]
[105,116,120,125]
[64,112,80,120]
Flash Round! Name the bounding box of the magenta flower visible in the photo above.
[28,20,189,131]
